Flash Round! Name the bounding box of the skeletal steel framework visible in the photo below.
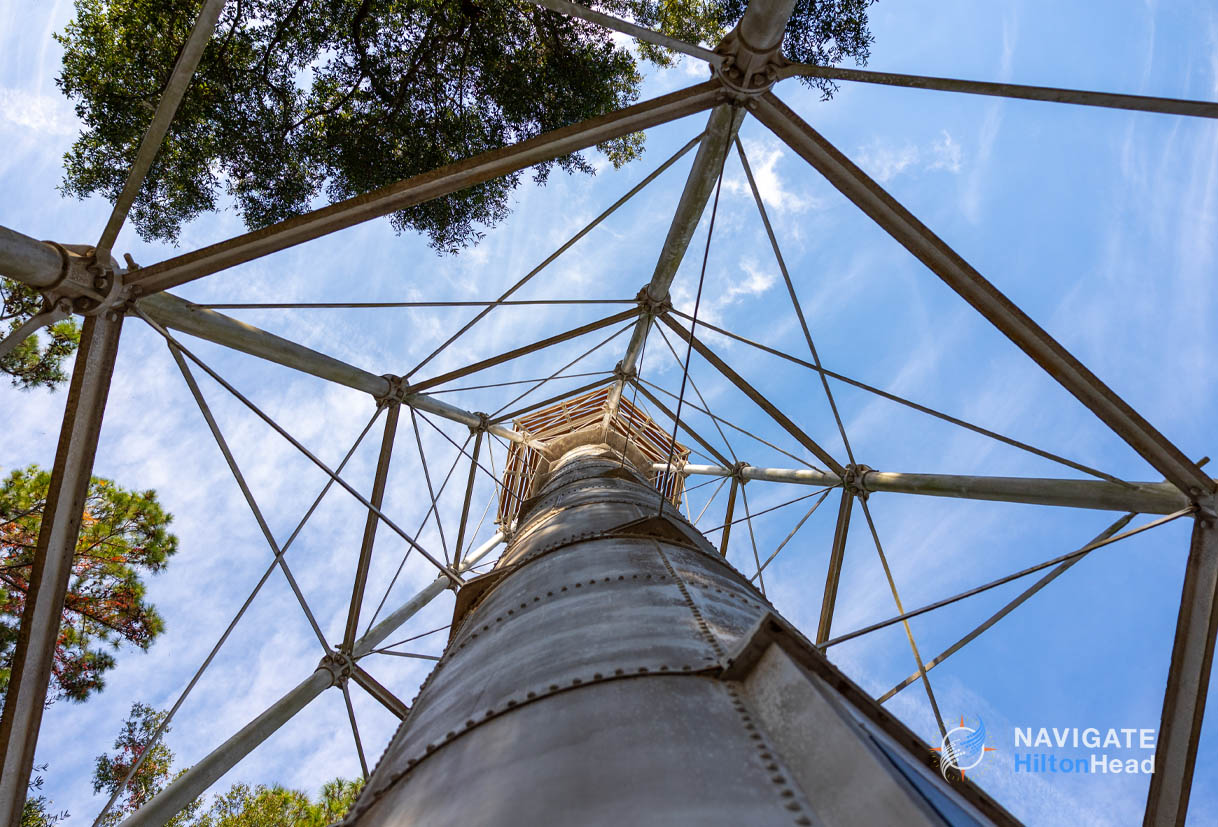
[0,0,1215,824]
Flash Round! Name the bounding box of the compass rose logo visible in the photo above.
[932,715,997,780]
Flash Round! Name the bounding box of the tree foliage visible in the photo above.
[21,764,68,827]
[93,702,200,827]
[190,779,364,827]
[0,281,81,391]
[2,0,874,388]
[0,466,178,704]
[89,704,362,827]
[54,0,874,252]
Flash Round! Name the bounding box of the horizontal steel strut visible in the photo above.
[663,463,1193,514]
[136,292,533,446]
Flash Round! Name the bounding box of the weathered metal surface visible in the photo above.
[817,490,854,643]
[0,224,63,288]
[723,613,1018,826]
[356,677,814,825]
[0,313,123,825]
[1145,515,1218,827]
[348,444,1013,826]
[671,462,1193,515]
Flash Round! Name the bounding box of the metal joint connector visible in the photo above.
[612,361,636,383]
[378,374,409,406]
[40,240,72,292]
[731,461,751,482]
[634,286,672,317]
[499,524,516,548]
[713,26,789,98]
[473,412,491,433]
[317,651,354,686]
[842,464,873,499]
[1194,493,1218,525]
[40,243,126,316]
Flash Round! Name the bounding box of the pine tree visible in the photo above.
[92,703,201,827]
[0,466,178,704]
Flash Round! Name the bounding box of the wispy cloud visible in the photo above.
[0,87,77,136]
[853,130,963,183]
[723,137,817,213]
[961,9,1018,224]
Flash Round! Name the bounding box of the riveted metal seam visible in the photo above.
[448,565,676,648]
[652,540,727,661]
[341,668,722,823]
[722,681,818,825]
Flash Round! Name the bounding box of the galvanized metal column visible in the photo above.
[667,462,1192,514]
[135,293,532,448]
[817,490,854,643]
[1145,514,1218,826]
[606,0,796,420]
[347,444,1010,826]
[0,225,63,288]
[605,103,743,421]
[720,474,741,556]
[344,403,402,653]
[0,313,124,824]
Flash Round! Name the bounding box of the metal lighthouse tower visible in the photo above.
[343,390,1013,825]
[0,0,1216,824]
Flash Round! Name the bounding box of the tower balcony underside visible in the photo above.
[496,383,690,527]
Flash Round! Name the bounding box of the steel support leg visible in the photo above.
[343,403,401,653]
[352,665,409,720]
[0,313,123,825]
[0,225,63,288]
[452,429,484,570]
[605,104,744,422]
[817,490,854,644]
[1145,515,1218,826]
[749,92,1212,498]
[120,668,334,827]
[719,476,740,557]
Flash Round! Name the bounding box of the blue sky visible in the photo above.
[2,1,1216,824]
